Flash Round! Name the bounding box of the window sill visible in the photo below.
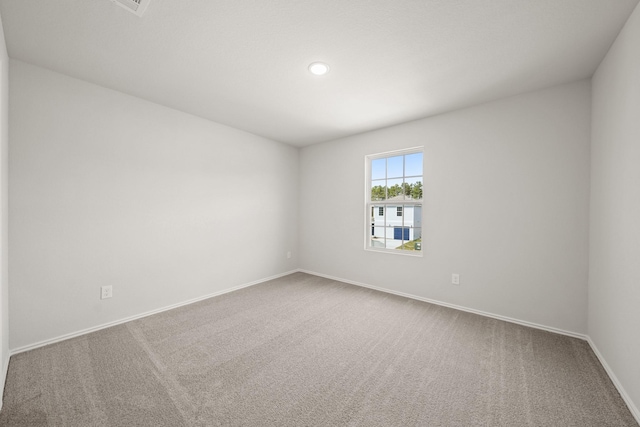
[365,247,424,257]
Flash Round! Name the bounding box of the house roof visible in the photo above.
[381,195,422,203]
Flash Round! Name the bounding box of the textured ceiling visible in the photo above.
[0,0,638,146]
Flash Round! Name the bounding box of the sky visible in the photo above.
[371,152,422,183]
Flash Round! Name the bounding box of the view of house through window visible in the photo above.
[366,148,423,254]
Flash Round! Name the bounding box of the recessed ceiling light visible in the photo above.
[308,62,330,76]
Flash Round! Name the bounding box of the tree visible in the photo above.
[371,185,386,201]
[402,182,412,197]
[411,181,423,199]
[388,184,402,198]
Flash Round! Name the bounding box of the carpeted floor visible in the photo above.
[0,272,637,426]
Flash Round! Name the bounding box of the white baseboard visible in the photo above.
[300,269,640,424]
[587,337,640,425]
[6,268,638,425]
[299,269,587,340]
[10,269,299,356]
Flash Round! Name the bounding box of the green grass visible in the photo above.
[396,238,421,251]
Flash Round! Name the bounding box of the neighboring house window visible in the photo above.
[366,148,423,254]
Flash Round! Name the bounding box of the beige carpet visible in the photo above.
[0,272,637,426]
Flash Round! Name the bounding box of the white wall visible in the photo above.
[590,2,640,418]
[300,80,591,334]
[9,60,299,350]
[0,9,9,406]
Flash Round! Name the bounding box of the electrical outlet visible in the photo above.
[452,274,460,285]
[287,251,292,259]
[101,285,113,299]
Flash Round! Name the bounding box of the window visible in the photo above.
[366,148,423,254]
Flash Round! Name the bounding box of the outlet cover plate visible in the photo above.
[101,285,113,299]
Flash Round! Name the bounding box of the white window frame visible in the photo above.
[365,147,424,256]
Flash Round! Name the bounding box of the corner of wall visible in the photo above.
[0,8,10,410]
[588,2,640,423]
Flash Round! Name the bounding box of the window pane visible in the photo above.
[405,152,423,177]
[397,229,421,251]
[413,204,423,228]
[385,227,396,248]
[371,158,386,180]
[385,206,401,229]
[372,205,385,229]
[387,156,403,179]
[404,177,423,200]
[371,227,386,248]
[386,178,403,199]
[413,227,422,242]
[371,180,386,201]
[401,181,412,198]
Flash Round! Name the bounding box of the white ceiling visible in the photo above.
[0,0,638,146]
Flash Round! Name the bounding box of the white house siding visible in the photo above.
[371,204,422,243]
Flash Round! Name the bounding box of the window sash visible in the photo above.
[365,147,424,256]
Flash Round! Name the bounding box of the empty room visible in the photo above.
[0,0,638,425]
